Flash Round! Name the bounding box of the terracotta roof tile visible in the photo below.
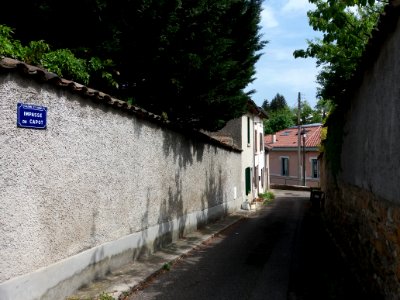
[264,124,322,149]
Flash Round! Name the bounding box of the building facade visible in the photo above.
[265,124,322,188]
[212,100,268,206]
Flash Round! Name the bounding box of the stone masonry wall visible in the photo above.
[323,4,400,298]
[324,180,400,298]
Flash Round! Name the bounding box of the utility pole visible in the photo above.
[297,92,301,186]
[303,132,306,186]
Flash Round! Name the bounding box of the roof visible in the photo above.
[247,99,268,119]
[264,124,322,149]
[0,57,242,152]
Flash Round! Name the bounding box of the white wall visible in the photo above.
[253,116,265,195]
[240,114,254,201]
[0,73,243,299]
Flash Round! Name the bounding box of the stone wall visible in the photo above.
[324,180,400,298]
[0,72,243,299]
[323,3,400,298]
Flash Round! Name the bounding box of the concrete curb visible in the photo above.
[270,184,311,192]
[67,213,249,300]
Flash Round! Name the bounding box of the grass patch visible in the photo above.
[162,262,171,271]
[99,292,114,300]
[258,191,275,205]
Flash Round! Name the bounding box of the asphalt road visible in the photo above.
[127,191,366,300]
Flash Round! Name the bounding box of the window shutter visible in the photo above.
[245,167,251,195]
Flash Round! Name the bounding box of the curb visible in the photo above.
[68,213,247,300]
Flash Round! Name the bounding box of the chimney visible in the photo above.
[272,134,276,144]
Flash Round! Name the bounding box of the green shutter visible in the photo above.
[245,167,251,195]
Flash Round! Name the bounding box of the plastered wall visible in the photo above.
[340,17,400,203]
[0,73,243,299]
[324,10,400,298]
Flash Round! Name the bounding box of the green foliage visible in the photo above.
[323,108,345,180]
[259,191,275,200]
[0,24,118,88]
[1,0,267,131]
[88,57,119,89]
[264,108,295,134]
[294,0,385,177]
[259,191,275,205]
[269,93,288,112]
[42,49,90,84]
[263,93,294,134]
[315,98,335,122]
[291,100,323,125]
[24,40,50,64]
[293,0,383,102]
[263,94,329,134]
[261,99,270,111]
[0,25,25,59]
[162,262,171,271]
[98,292,114,300]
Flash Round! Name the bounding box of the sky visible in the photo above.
[245,0,322,109]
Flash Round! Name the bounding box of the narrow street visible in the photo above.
[127,190,366,300]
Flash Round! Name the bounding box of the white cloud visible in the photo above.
[247,0,321,107]
[246,58,320,107]
[282,0,314,13]
[261,5,279,29]
[264,67,317,90]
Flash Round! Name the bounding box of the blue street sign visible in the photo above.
[17,103,47,129]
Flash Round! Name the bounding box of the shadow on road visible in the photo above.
[125,191,369,300]
[288,200,368,300]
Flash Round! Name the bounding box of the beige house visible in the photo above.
[211,100,268,207]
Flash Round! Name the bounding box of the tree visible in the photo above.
[314,98,335,120]
[291,100,320,125]
[293,1,385,176]
[262,93,295,133]
[293,0,384,103]
[0,25,117,88]
[0,0,267,131]
[269,93,288,112]
[261,99,270,111]
[264,108,295,134]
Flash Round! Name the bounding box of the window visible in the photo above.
[245,167,251,195]
[247,117,250,145]
[254,166,258,187]
[259,132,263,152]
[281,157,289,176]
[311,159,319,178]
[254,130,257,152]
[261,168,264,188]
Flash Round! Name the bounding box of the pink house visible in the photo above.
[265,124,322,188]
